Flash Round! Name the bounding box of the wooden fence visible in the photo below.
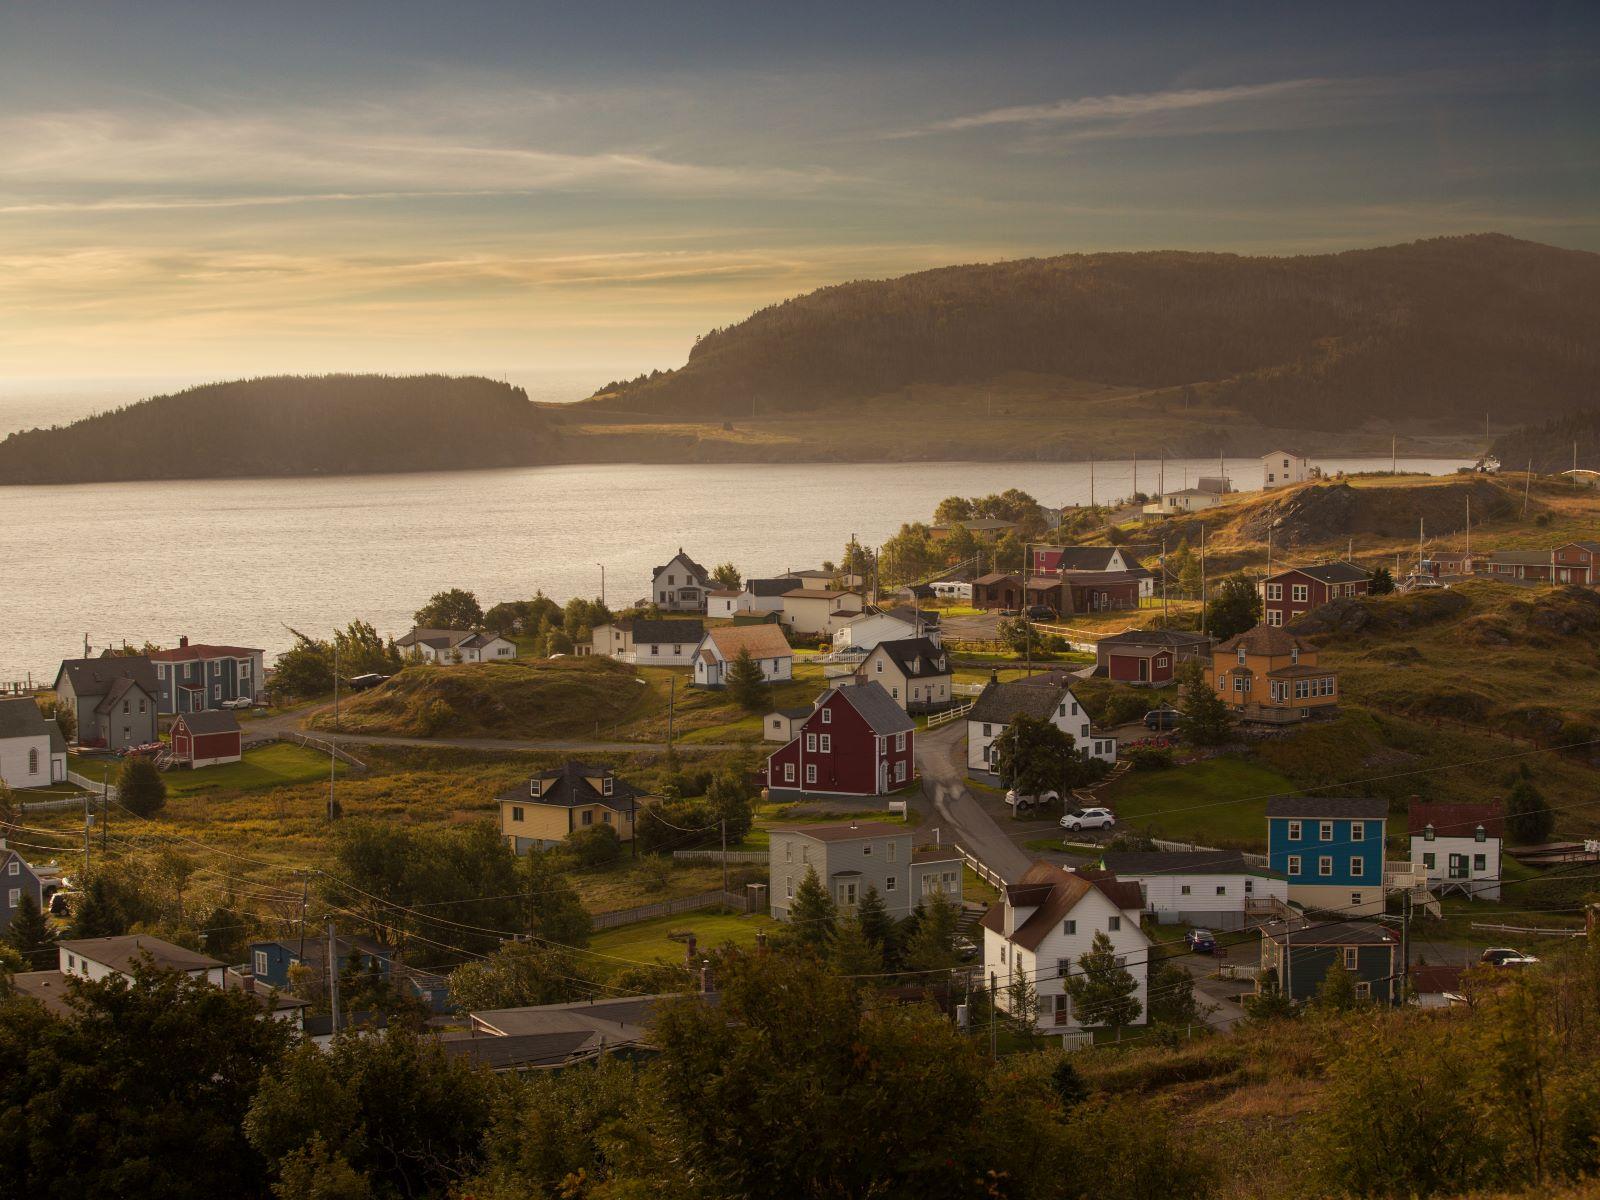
[281,732,368,771]
[671,849,768,865]
[926,700,975,730]
[591,888,763,931]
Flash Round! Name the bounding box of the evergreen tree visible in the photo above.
[712,562,742,589]
[856,885,896,965]
[830,915,884,976]
[1506,771,1554,844]
[522,851,592,947]
[1007,968,1040,1038]
[1148,961,1206,1027]
[1368,565,1396,595]
[707,770,755,841]
[787,866,836,950]
[1314,961,1362,1012]
[1177,660,1233,747]
[1204,575,1261,641]
[725,647,769,712]
[1064,931,1142,1031]
[118,756,167,817]
[1050,1058,1089,1108]
[903,891,960,972]
[5,892,55,969]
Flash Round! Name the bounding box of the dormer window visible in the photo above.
[1474,825,1486,843]
[1237,648,1247,665]
[1290,647,1299,665]
[529,778,542,798]
[1424,824,1434,841]
[602,777,614,797]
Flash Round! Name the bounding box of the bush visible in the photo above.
[118,757,167,817]
[419,699,454,736]
[1125,747,1174,771]
[564,823,622,868]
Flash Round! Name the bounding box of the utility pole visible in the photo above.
[328,639,339,822]
[1391,434,1397,475]
[1023,540,1032,678]
[1400,889,1412,1004]
[989,971,998,1059]
[297,871,310,962]
[720,819,729,895]
[1465,497,1471,560]
[1159,451,1165,501]
[667,675,676,749]
[1522,460,1533,516]
[1200,524,1208,636]
[327,921,342,1034]
[597,563,606,607]
[1132,451,1137,499]
[1089,459,1095,509]
[83,789,92,876]
[100,766,109,854]
[1160,536,1168,625]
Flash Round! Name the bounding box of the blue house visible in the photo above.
[248,935,451,1013]
[147,638,265,715]
[1264,797,1388,916]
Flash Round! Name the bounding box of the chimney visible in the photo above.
[179,635,189,649]
[989,668,998,684]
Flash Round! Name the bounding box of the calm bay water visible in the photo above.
[0,456,1464,682]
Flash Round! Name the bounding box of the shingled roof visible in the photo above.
[495,762,645,812]
[1270,561,1369,585]
[978,861,1142,952]
[870,637,949,679]
[53,655,159,699]
[175,710,240,735]
[653,549,709,582]
[704,623,792,660]
[831,681,915,736]
[626,618,705,646]
[1407,802,1505,840]
[967,673,1077,726]
[0,696,54,741]
[1264,797,1389,820]
[1217,626,1314,657]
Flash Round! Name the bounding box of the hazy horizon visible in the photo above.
[3,1,1597,386]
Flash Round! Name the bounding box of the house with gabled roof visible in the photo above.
[779,588,863,639]
[146,636,265,713]
[1262,449,1311,488]
[769,822,962,921]
[1,843,52,939]
[1205,626,1338,724]
[52,655,159,751]
[168,709,243,769]
[651,549,712,612]
[1553,541,1600,585]
[1260,561,1369,627]
[1094,629,1212,687]
[855,637,953,713]
[766,681,914,798]
[1408,801,1504,900]
[1258,919,1398,1004]
[396,627,517,664]
[692,623,793,688]
[496,762,653,853]
[966,671,1116,778]
[0,697,67,788]
[1097,850,1288,929]
[1265,796,1388,915]
[980,860,1151,1033]
[591,617,705,666]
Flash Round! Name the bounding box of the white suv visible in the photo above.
[1006,788,1060,814]
[1060,807,1116,832]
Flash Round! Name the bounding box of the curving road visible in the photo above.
[916,721,1032,883]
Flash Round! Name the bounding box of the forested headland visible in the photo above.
[1494,407,1600,475]
[0,375,557,485]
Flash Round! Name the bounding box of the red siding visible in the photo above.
[1262,569,1368,627]
[765,690,912,797]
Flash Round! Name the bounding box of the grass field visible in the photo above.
[1102,757,1298,849]
[163,743,344,796]
[589,908,776,965]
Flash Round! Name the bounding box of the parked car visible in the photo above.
[1006,788,1060,814]
[1482,947,1540,968]
[1060,807,1116,832]
[1186,928,1217,953]
[346,673,390,692]
[1143,708,1181,731]
[221,695,255,709]
[1025,605,1057,620]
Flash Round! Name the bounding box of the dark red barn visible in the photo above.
[169,710,243,768]
[766,681,915,798]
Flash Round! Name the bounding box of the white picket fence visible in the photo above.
[926,700,975,730]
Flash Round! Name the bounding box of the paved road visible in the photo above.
[916,721,1032,883]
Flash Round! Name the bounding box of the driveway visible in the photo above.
[916,721,1032,883]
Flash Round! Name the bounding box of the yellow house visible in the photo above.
[1204,626,1338,725]
[497,762,652,855]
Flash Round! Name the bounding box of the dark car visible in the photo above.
[1186,928,1217,954]
[1144,708,1181,731]
[1025,605,1057,620]
[346,673,390,692]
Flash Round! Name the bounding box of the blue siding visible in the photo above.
[249,939,392,989]
[1268,816,1386,887]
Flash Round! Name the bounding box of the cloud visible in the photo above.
[913,79,1328,136]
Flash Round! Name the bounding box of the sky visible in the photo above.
[1,0,1596,396]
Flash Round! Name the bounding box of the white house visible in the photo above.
[779,589,864,639]
[707,590,747,619]
[651,549,712,613]
[591,618,705,666]
[1141,488,1225,516]
[692,623,794,688]
[396,628,517,664]
[1408,802,1503,901]
[740,578,798,615]
[832,607,939,654]
[966,672,1117,777]
[855,637,953,714]
[1262,449,1311,489]
[0,697,67,789]
[981,861,1151,1034]
[1098,851,1289,930]
[56,934,227,987]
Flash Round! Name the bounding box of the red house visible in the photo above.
[1260,562,1368,628]
[169,710,243,769]
[766,681,915,798]
[1553,542,1600,585]
[1059,570,1141,613]
[1095,629,1213,686]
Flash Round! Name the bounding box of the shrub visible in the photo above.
[118,757,167,817]
[564,823,621,868]
[1125,747,1174,771]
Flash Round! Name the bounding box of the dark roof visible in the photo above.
[1266,921,1394,947]
[967,674,1076,726]
[95,675,152,715]
[1075,868,1144,912]
[441,1029,605,1071]
[653,549,709,582]
[1217,626,1314,657]
[977,861,1136,952]
[779,823,909,843]
[1059,569,1145,585]
[871,637,950,680]
[1096,629,1211,651]
[879,605,940,627]
[10,970,74,1017]
[1562,541,1600,553]
[471,993,690,1038]
[1099,850,1283,878]
[495,762,645,812]
[911,847,962,863]
[147,642,262,661]
[771,706,812,719]
[783,588,856,600]
[1410,964,1465,995]
[396,627,477,649]
[1265,664,1329,679]
[832,681,915,736]
[973,572,1021,586]
[176,709,241,735]
[58,934,221,974]
[0,696,53,741]
[54,655,159,698]
[746,577,796,597]
[1407,802,1505,840]
[1486,550,1550,566]
[1270,561,1368,585]
[627,618,705,645]
[1264,797,1389,820]
[1049,547,1133,571]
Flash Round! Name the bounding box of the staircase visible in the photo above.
[1070,759,1131,807]
[957,901,989,940]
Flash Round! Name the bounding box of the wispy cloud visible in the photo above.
[920,79,1327,135]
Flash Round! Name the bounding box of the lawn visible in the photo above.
[161,743,346,797]
[1101,757,1299,849]
[589,908,776,966]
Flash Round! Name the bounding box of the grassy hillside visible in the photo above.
[0,374,557,484]
[1494,405,1600,474]
[576,235,1600,440]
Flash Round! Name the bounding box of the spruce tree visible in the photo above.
[856,885,896,964]
[118,756,167,818]
[1313,961,1362,1011]
[1505,772,1553,845]
[830,915,884,976]
[725,647,769,712]
[787,865,836,949]
[903,891,960,972]
[1177,661,1233,747]
[1064,931,1142,1030]
[6,892,56,969]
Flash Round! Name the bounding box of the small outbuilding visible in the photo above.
[169,710,243,768]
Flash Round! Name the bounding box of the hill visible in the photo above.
[1493,406,1600,474]
[574,235,1600,442]
[0,374,557,484]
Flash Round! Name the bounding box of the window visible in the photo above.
[1000,945,1008,964]
[1350,892,1362,907]
[1319,821,1333,841]
[1080,724,1089,738]
[1058,958,1070,978]
[254,950,268,976]
[1108,916,1120,931]
[1318,856,1333,877]
[805,764,817,784]
[862,842,872,856]
[821,708,832,724]
[895,761,907,782]
[1237,648,1247,665]
[6,861,16,875]
[1423,824,1435,841]
[602,776,614,796]
[982,723,992,736]
[819,734,831,753]
[581,810,593,826]
[1216,885,1227,896]
[603,812,613,825]
[806,733,817,751]
[1266,583,1283,600]
[1423,851,1435,869]
[784,763,796,782]
[886,875,896,892]
[1267,609,1283,627]
[1475,825,1486,843]
[1350,856,1364,878]
[1354,981,1371,999]
[1289,647,1299,665]
[1287,820,1302,840]
[1292,584,1309,602]
[786,878,793,899]
[28,748,38,774]
[887,841,896,862]
[895,732,907,752]
[836,882,857,906]
[1062,919,1076,936]
[511,806,524,823]
[651,644,659,656]
[1350,821,1365,841]
[1180,884,1191,896]
[7,888,18,909]
[1474,853,1487,872]
[1343,947,1358,969]
[1287,855,1302,875]
[122,700,130,714]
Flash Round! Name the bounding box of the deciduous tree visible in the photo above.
[991,713,1095,799]
[522,850,593,948]
[448,940,591,1011]
[1204,574,1261,641]
[413,587,483,629]
[1506,771,1554,844]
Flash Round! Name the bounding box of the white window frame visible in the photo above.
[1287,820,1302,840]
[1108,916,1120,931]
[254,950,268,976]
[1319,821,1334,841]
[805,764,817,784]
[783,763,796,783]
[1319,856,1333,877]
[821,708,832,724]
[806,733,817,752]
[1291,584,1309,603]
[1287,855,1302,876]
[1343,947,1358,969]
[1350,821,1364,841]
[1349,856,1364,878]
[819,734,831,753]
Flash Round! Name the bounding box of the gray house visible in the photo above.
[1,844,51,937]
[52,656,160,750]
[1258,920,1399,1005]
[769,822,962,922]
[146,637,266,713]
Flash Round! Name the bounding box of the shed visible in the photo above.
[169,709,243,768]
